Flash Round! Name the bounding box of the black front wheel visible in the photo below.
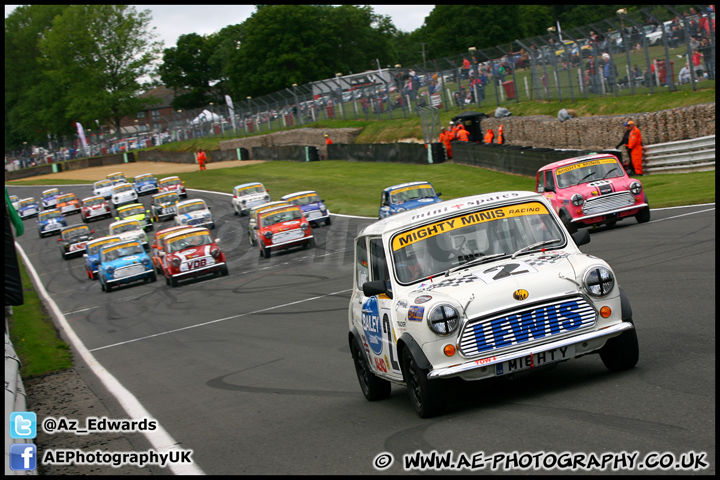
[351,339,391,401]
[402,348,444,418]
[599,322,639,372]
[635,206,650,224]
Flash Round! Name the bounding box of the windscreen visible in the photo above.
[391,202,565,284]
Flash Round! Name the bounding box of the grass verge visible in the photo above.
[7,162,714,217]
[8,256,73,378]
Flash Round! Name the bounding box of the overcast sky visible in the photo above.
[4,5,434,49]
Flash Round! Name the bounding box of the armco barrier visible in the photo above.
[327,142,439,164]
[452,142,620,177]
[644,135,715,174]
[252,145,320,162]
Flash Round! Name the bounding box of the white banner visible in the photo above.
[225,95,237,131]
[76,122,88,151]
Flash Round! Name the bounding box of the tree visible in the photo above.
[225,5,396,98]
[37,5,163,139]
[420,5,523,60]
[5,5,72,149]
[159,33,228,110]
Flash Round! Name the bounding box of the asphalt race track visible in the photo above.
[9,184,715,475]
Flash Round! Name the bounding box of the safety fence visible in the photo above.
[645,134,715,173]
[5,319,35,476]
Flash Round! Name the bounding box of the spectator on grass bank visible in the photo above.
[678,62,691,84]
[692,49,704,78]
[698,38,714,80]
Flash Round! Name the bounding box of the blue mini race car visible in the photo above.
[281,191,332,226]
[378,181,443,219]
[41,188,62,209]
[17,197,40,219]
[37,209,67,238]
[83,235,122,280]
[97,240,157,292]
[133,173,159,196]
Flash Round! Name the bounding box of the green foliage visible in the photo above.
[9,259,73,378]
[160,33,227,110]
[37,5,163,138]
[226,5,396,97]
[5,5,73,145]
[5,5,162,149]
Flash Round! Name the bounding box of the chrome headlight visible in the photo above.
[319,204,327,212]
[584,266,615,297]
[629,181,642,195]
[571,193,585,206]
[397,207,406,213]
[180,217,187,224]
[106,266,115,276]
[264,231,273,239]
[427,304,461,336]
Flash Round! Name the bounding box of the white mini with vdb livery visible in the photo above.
[348,190,639,418]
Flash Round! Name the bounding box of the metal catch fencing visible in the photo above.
[644,134,715,173]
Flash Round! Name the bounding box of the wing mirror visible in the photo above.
[572,229,590,246]
[362,280,393,299]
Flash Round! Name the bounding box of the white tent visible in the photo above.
[189,109,222,125]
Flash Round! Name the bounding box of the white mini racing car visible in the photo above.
[348,190,639,418]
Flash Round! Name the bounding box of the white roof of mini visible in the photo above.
[86,235,122,247]
[177,198,207,207]
[360,191,545,237]
[109,219,141,227]
[383,181,433,191]
[81,195,106,203]
[164,227,210,242]
[282,191,317,199]
[234,182,264,190]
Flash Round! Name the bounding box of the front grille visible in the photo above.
[307,211,322,220]
[272,229,304,244]
[458,296,596,357]
[582,191,636,216]
[114,264,146,279]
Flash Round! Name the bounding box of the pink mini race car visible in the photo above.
[536,154,650,233]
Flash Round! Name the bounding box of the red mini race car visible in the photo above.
[80,195,112,223]
[158,176,188,198]
[150,225,194,275]
[161,227,228,287]
[253,205,315,258]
